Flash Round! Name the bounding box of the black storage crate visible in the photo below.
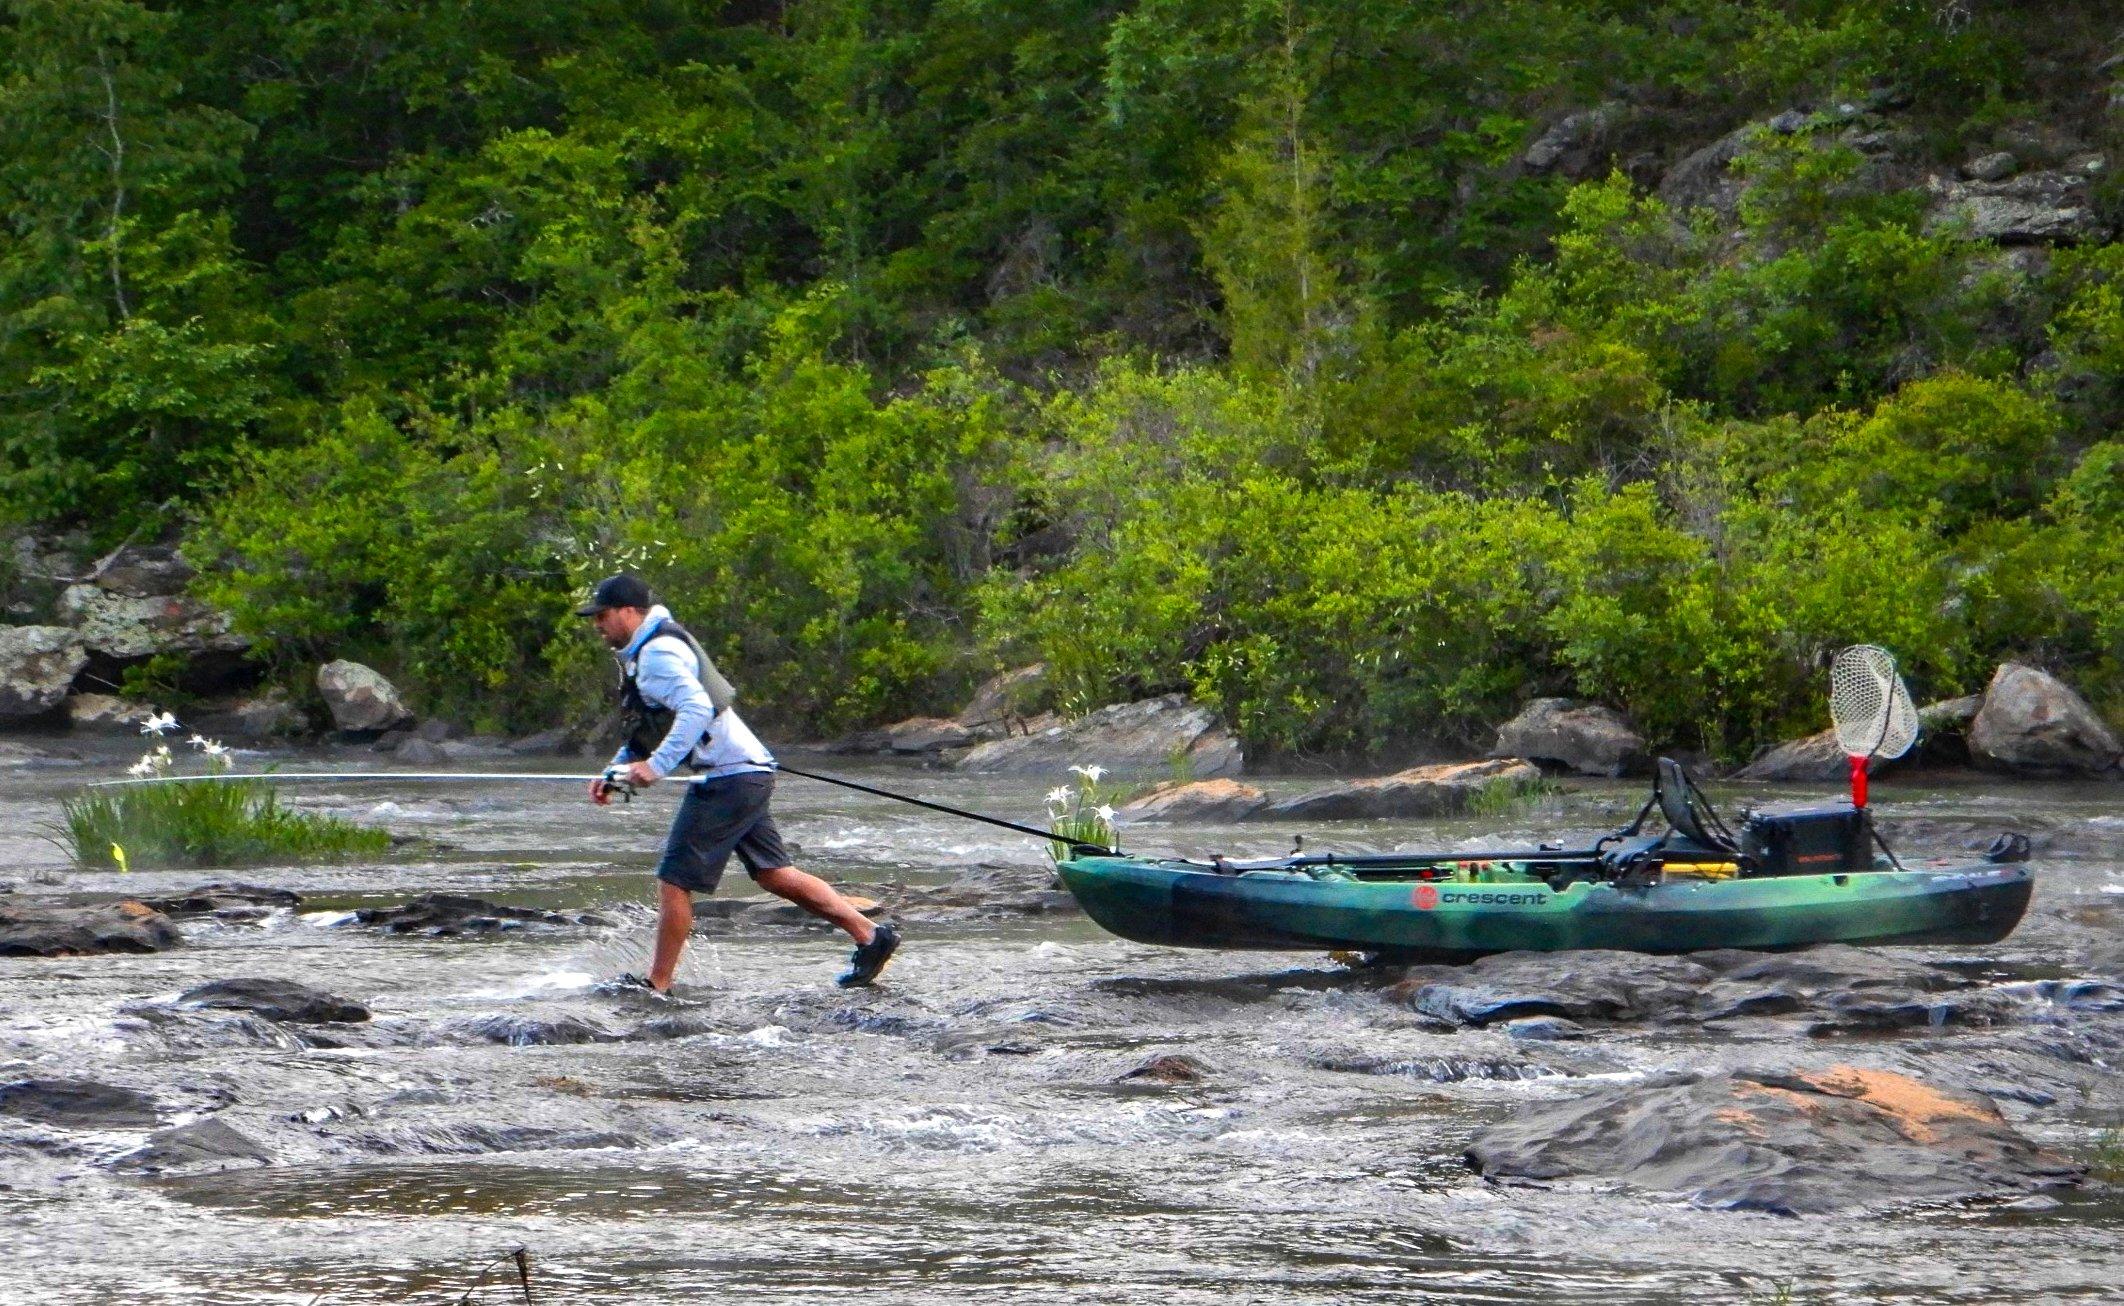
[1740,803,1873,876]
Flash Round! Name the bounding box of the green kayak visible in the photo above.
[1055,761,2033,961]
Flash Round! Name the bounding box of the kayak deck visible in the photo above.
[1053,855,2034,960]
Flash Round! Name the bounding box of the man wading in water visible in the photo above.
[580,574,900,991]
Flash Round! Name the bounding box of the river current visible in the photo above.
[2,744,2120,1303]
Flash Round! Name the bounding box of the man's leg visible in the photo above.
[752,864,875,945]
[647,880,695,990]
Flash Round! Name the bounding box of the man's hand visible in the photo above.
[621,760,659,789]
[589,761,660,805]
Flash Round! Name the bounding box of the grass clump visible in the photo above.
[1046,765,1124,862]
[2090,1124,2124,1183]
[61,779,390,870]
[1465,773,1562,820]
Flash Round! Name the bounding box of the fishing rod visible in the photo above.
[88,763,1117,854]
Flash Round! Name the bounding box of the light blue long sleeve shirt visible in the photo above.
[609,607,774,780]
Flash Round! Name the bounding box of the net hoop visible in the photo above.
[1829,645,1918,761]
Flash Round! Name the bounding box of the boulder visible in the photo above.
[1261,758,1540,821]
[347,892,610,935]
[1732,726,1846,782]
[56,583,247,661]
[956,663,1048,737]
[219,687,307,739]
[955,694,1243,778]
[139,883,302,921]
[86,542,193,598]
[1490,698,1646,777]
[0,1078,160,1128]
[1963,151,2018,182]
[1659,109,1811,218]
[1968,663,2122,776]
[1522,103,1620,178]
[1465,1065,2084,1214]
[0,625,88,721]
[316,659,415,734]
[506,726,578,756]
[1117,1053,1210,1085]
[177,977,370,1024]
[880,717,975,754]
[1928,170,2110,245]
[1390,950,1714,1026]
[65,692,153,731]
[394,737,450,765]
[0,899,181,956]
[1117,778,1269,823]
[111,1118,271,1173]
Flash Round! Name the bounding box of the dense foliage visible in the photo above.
[4,1,2119,757]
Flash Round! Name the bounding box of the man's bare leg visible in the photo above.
[647,880,694,991]
[753,865,874,944]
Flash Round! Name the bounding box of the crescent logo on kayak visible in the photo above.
[1412,884,1439,910]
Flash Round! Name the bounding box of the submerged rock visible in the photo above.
[448,1014,622,1046]
[139,883,302,921]
[956,693,1242,778]
[1117,778,1268,823]
[1118,1053,1210,1084]
[110,1118,271,1174]
[1465,1065,2085,1214]
[1263,758,1541,821]
[348,893,611,935]
[1490,699,1646,777]
[1968,663,2121,777]
[0,1078,160,1129]
[0,899,181,956]
[177,978,370,1024]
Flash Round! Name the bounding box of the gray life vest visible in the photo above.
[618,617,739,763]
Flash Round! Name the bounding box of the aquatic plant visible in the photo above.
[1464,772,1562,819]
[1046,764,1122,862]
[57,724,388,869]
[2090,1123,2124,1183]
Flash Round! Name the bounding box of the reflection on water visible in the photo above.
[3,750,2121,1303]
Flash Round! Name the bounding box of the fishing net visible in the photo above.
[1829,645,1918,760]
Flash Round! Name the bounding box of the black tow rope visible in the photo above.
[774,762,1117,856]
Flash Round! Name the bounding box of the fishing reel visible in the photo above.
[594,767,641,803]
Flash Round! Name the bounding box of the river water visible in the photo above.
[3,745,2120,1303]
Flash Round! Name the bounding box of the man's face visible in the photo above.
[589,606,644,648]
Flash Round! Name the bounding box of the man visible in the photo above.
[579,573,899,991]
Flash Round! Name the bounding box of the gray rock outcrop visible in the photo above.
[1465,1065,2084,1214]
[111,1118,272,1173]
[0,1078,161,1129]
[86,542,193,598]
[1967,663,2121,776]
[56,584,247,662]
[956,663,1048,738]
[956,694,1243,778]
[1522,104,1620,178]
[1117,778,1269,823]
[1928,168,2110,244]
[316,659,415,733]
[1732,726,1846,781]
[1490,698,1646,776]
[0,625,88,720]
[1262,758,1539,821]
[65,692,153,731]
[0,900,182,956]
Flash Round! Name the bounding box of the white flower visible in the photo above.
[1044,786,1072,804]
[1093,804,1117,823]
[1082,765,1107,783]
[126,757,155,778]
[139,711,179,735]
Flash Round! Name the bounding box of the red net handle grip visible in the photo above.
[1848,754,1870,808]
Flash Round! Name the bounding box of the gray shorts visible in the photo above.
[655,772,790,893]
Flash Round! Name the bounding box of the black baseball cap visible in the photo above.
[575,573,653,615]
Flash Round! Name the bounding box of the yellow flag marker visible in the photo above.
[111,843,130,873]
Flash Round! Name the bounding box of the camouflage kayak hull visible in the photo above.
[1053,857,2033,959]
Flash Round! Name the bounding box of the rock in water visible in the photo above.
[1118,1053,1209,1084]
[177,977,370,1024]
[0,625,87,721]
[1263,758,1540,820]
[0,1078,161,1128]
[1732,726,1847,782]
[111,1119,271,1173]
[956,693,1243,777]
[1490,698,1646,777]
[1968,663,2122,776]
[316,659,415,733]
[1117,778,1268,823]
[0,900,181,956]
[140,883,302,920]
[348,892,609,935]
[1465,1065,2084,1214]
